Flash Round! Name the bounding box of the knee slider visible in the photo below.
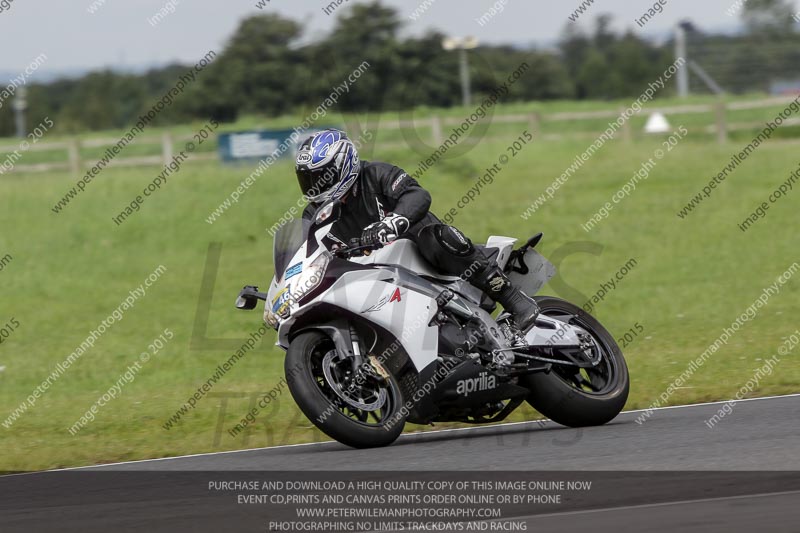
[434,225,474,257]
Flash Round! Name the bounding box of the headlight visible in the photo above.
[264,308,279,330]
[291,252,332,303]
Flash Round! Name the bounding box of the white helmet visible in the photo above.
[295,129,360,203]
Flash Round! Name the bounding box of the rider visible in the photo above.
[295,129,540,333]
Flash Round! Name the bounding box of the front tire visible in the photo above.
[285,330,406,448]
[520,296,630,427]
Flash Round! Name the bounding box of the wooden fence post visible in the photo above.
[68,139,81,176]
[528,112,541,139]
[619,108,632,143]
[430,116,443,145]
[162,132,173,165]
[714,102,728,144]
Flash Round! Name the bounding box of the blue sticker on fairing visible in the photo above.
[285,262,303,280]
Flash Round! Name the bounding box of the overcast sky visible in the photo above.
[2,0,798,76]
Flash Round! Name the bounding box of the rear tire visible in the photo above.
[285,330,406,448]
[520,296,629,427]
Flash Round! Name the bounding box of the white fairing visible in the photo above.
[269,213,441,372]
[274,268,440,372]
[485,236,517,270]
[352,235,521,277]
[268,211,563,373]
[351,240,459,280]
[318,273,440,372]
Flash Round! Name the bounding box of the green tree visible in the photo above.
[56,72,148,131]
[392,31,460,109]
[742,0,796,34]
[558,22,591,97]
[608,31,670,97]
[316,1,403,112]
[197,14,305,120]
[577,49,623,99]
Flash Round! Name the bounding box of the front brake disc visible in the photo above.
[321,350,387,411]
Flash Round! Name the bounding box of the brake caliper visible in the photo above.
[366,355,390,386]
[578,332,602,366]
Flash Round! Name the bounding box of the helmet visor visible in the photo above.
[296,166,339,202]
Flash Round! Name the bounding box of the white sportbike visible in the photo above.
[237,200,629,448]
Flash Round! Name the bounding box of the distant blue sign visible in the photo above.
[217,128,333,164]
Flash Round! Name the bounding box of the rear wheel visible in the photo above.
[520,296,629,427]
[285,330,406,448]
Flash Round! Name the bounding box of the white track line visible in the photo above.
[8,392,800,476]
[512,489,800,521]
[355,489,800,532]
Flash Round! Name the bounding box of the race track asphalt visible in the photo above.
[95,393,800,471]
[2,395,798,532]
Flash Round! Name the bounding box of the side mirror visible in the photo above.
[235,285,268,310]
[235,295,258,310]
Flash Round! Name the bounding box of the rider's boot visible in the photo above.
[469,265,540,334]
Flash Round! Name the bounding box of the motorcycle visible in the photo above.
[236,200,629,448]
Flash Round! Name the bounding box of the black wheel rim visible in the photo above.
[306,337,401,427]
[543,310,620,396]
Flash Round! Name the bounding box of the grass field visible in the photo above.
[3,92,800,167]
[1,99,799,472]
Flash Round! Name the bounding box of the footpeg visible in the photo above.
[492,350,515,367]
[499,320,528,348]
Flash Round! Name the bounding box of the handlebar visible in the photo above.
[333,238,384,259]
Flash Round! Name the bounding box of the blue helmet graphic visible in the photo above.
[295,129,360,203]
[309,130,343,166]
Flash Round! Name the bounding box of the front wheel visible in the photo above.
[285,330,406,448]
[520,296,630,427]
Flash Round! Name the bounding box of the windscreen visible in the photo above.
[272,217,307,278]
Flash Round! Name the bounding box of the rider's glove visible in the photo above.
[361,213,410,247]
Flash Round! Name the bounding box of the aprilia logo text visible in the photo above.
[456,372,497,396]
